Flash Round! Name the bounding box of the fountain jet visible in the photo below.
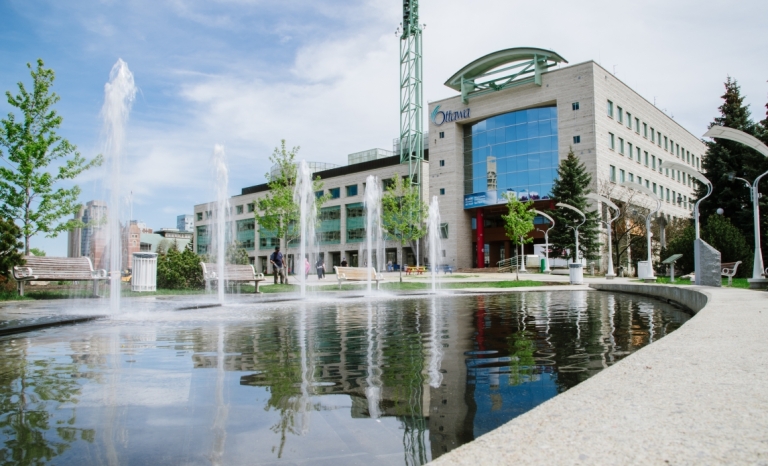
[363,176,384,294]
[294,160,317,298]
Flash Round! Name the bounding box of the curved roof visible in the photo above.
[445,47,567,90]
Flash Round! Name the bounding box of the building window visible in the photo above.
[636,147,641,163]
[329,187,340,199]
[607,100,614,118]
[440,223,449,239]
[676,144,680,157]
[609,133,615,150]
[626,112,632,128]
[346,184,358,196]
[696,157,700,170]
[628,173,634,182]
[657,131,661,146]
[644,151,649,166]
[627,142,633,157]
[196,212,203,221]
[645,179,650,188]
[617,106,623,123]
[315,190,324,199]
[635,117,640,133]
[439,131,445,138]
[650,128,655,143]
[664,136,668,151]
[658,159,663,173]
[572,102,580,110]
[643,123,648,138]
[619,138,624,154]
[652,155,656,169]
[440,188,445,195]
[236,205,243,215]
[653,182,657,194]
[638,176,642,185]
[573,135,581,144]
[610,165,616,182]
[666,188,670,202]
[619,169,625,183]
[247,203,255,213]
[439,160,445,167]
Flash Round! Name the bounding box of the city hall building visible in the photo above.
[194,47,706,272]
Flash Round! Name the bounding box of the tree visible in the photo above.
[226,241,250,265]
[29,247,45,256]
[695,77,768,252]
[256,140,327,252]
[598,181,656,274]
[381,175,427,282]
[500,192,535,280]
[0,217,23,279]
[549,148,600,262]
[0,59,103,254]
[662,214,752,278]
[156,244,204,289]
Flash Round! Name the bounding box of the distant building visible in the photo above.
[176,214,194,232]
[140,228,193,254]
[67,200,107,259]
[123,221,142,270]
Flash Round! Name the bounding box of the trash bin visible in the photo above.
[540,258,546,272]
[569,263,584,285]
[132,252,158,292]
[637,261,651,279]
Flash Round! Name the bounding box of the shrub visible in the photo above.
[156,244,204,289]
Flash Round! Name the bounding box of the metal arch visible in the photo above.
[444,47,568,104]
[704,126,768,157]
[664,161,712,240]
[586,193,620,223]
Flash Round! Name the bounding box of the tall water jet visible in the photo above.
[426,196,442,293]
[294,160,317,298]
[363,175,384,294]
[211,145,230,303]
[101,59,136,313]
[427,296,444,388]
[365,302,382,418]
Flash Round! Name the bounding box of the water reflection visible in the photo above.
[0,291,689,465]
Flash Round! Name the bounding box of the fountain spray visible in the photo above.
[212,145,229,303]
[294,160,317,298]
[363,175,384,294]
[101,59,136,313]
[426,196,442,293]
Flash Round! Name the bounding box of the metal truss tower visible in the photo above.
[399,0,423,189]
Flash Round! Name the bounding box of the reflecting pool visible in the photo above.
[0,291,689,465]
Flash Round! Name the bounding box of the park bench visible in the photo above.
[405,265,426,275]
[721,261,742,286]
[12,256,108,297]
[333,266,384,290]
[200,263,266,293]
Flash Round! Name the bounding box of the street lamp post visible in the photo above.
[704,126,768,286]
[620,183,661,280]
[665,161,715,286]
[533,209,555,273]
[586,194,620,279]
[557,202,586,285]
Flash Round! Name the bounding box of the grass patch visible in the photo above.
[639,276,751,289]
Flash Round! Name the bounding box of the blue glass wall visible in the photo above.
[464,106,558,208]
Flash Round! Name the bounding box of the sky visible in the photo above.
[1,0,766,256]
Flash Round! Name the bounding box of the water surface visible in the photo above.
[0,291,689,465]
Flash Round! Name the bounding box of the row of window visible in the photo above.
[608,132,698,188]
[607,99,700,170]
[608,164,694,210]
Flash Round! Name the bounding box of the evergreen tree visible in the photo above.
[0,217,24,278]
[549,148,600,261]
[696,77,768,251]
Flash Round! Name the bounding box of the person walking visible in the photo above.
[316,257,325,279]
[304,256,310,279]
[270,246,287,284]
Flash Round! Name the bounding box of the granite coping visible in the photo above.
[431,283,768,465]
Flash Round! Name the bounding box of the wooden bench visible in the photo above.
[721,261,742,286]
[12,256,108,297]
[405,265,426,275]
[333,266,384,290]
[200,263,266,293]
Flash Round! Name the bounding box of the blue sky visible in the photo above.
[1,0,766,256]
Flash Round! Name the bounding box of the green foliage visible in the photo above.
[662,214,752,277]
[381,175,427,282]
[500,192,535,280]
[0,217,24,278]
[256,140,327,250]
[156,244,204,289]
[696,77,768,251]
[549,148,600,261]
[29,248,45,256]
[226,241,250,265]
[0,59,103,254]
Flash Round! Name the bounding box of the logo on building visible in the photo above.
[430,105,470,126]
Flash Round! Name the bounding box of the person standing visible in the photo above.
[270,246,287,284]
[341,257,348,267]
[304,256,310,279]
[316,257,325,279]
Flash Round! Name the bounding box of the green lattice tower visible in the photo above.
[399,0,423,189]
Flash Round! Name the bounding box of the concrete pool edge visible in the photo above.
[431,284,768,465]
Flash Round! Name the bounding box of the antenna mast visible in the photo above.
[399,0,423,189]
